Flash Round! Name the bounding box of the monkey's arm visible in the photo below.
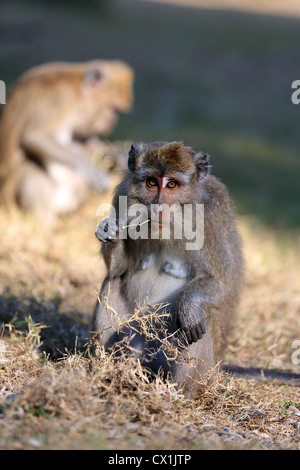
[176,274,225,344]
[96,217,129,277]
[21,131,110,192]
[96,181,132,276]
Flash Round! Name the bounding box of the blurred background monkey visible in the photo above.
[0,60,134,221]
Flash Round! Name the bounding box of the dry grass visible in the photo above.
[0,320,299,450]
[0,187,299,450]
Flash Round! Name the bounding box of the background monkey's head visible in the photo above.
[76,60,134,137]
[15,59,134,140]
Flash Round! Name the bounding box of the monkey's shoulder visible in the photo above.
[202,174,231,199]
[201,175,237,217]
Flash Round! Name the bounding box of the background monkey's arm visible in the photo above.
[21,131,110,192]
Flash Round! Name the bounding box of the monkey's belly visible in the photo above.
[129,261,188,309]
[48,163,87,212]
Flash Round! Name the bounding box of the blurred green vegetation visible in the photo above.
[0,0,299,229]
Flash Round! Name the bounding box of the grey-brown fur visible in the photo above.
[92,141,244,398]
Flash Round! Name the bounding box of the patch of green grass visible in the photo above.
[278,401,300,417]
[27,403,51,418]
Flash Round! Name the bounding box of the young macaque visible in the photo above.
[92,141,244,398]
[92,141,300,394]
[0,60,134,221]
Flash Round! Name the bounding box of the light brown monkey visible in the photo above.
[0,60,134,220]
[92,141,244,398]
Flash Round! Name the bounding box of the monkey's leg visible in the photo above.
[140,310,216,396]
[171,316,216,399]
[16,161,87,220]
[16,161,57,221]
[92,276,144,358]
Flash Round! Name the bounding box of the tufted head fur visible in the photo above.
[128,141,210,181]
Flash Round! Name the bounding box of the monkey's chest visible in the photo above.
[128,254,189,308]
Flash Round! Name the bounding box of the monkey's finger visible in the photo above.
[106,228,119,240]
[191,325,205,343]
[196,324,206,340]
[199,318,206,335]
[95,229,107,242]
[95,219,119,242]
[95,231,116,243]
[188,323,206,343]
[95,224,110,242]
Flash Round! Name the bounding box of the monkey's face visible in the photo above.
[126,142,209,235]
[76,61,134,137]
[86,105,120,136]
[143,173,192,232]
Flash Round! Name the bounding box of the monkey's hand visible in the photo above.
[95,217,120,243]
[175,294,206,344]
[81,164,111,193]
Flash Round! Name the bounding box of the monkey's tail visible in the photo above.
[221,364,300,387]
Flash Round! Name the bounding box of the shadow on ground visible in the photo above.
[0,288,90,357]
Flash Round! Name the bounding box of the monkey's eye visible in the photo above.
[166,180,178,189]
[146,177,158,188]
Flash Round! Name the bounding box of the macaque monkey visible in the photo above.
[0,60,134,220]
[92,141,300,394]
[92,141,244,398]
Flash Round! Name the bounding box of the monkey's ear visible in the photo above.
[195,153,210,180]
[128,144,139,172]
[84,68,103,87]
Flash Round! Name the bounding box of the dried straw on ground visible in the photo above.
[0,197,299,450]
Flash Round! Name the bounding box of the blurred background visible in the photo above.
[0,5,300,445]
[0,0,299,230]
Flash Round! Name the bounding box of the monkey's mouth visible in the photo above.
[106,108,119,129]
[150,212,169,229]
[96,108,119,134]
[152,221,163,229]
